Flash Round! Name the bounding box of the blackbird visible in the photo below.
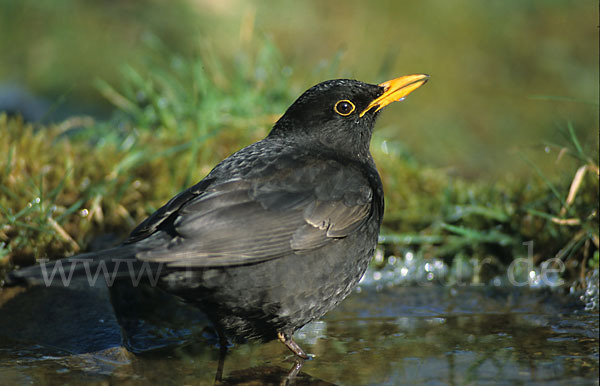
[9,74,429,358]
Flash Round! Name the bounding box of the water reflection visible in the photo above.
[0,278,597,384]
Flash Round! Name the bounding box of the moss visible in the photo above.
[1,42,597,288]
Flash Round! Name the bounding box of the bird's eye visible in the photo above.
[334,100,355,116]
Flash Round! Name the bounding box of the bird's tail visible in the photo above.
[6,245,161,288]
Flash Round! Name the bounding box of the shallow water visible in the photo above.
[0,271,598,385]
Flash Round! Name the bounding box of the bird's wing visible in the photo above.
[132,159,374,267]
[125,178,215,244]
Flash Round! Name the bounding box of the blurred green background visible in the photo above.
[0,0,597,176]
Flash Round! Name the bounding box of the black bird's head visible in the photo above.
[270,74,429,160]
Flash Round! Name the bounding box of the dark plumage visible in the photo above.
[9,74,429,358]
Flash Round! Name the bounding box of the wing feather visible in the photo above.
[134,158,374,267]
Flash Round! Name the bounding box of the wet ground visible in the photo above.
[0,270,598,385]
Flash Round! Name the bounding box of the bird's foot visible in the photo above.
[214,334,229,384]
[281,357,305,386]
[277,331,309,359]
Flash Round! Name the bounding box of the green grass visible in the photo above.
[1,40,598,289]
[373,126,598,285]
[0,38,294,277]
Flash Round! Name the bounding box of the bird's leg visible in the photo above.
[277,331,309,359]
[284,357,305,383]
[214,332,229,384]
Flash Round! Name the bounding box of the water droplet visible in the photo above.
[79,177,91,190]
[374,249,384,263]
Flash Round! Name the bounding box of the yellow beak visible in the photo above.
[360,74,429,117]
